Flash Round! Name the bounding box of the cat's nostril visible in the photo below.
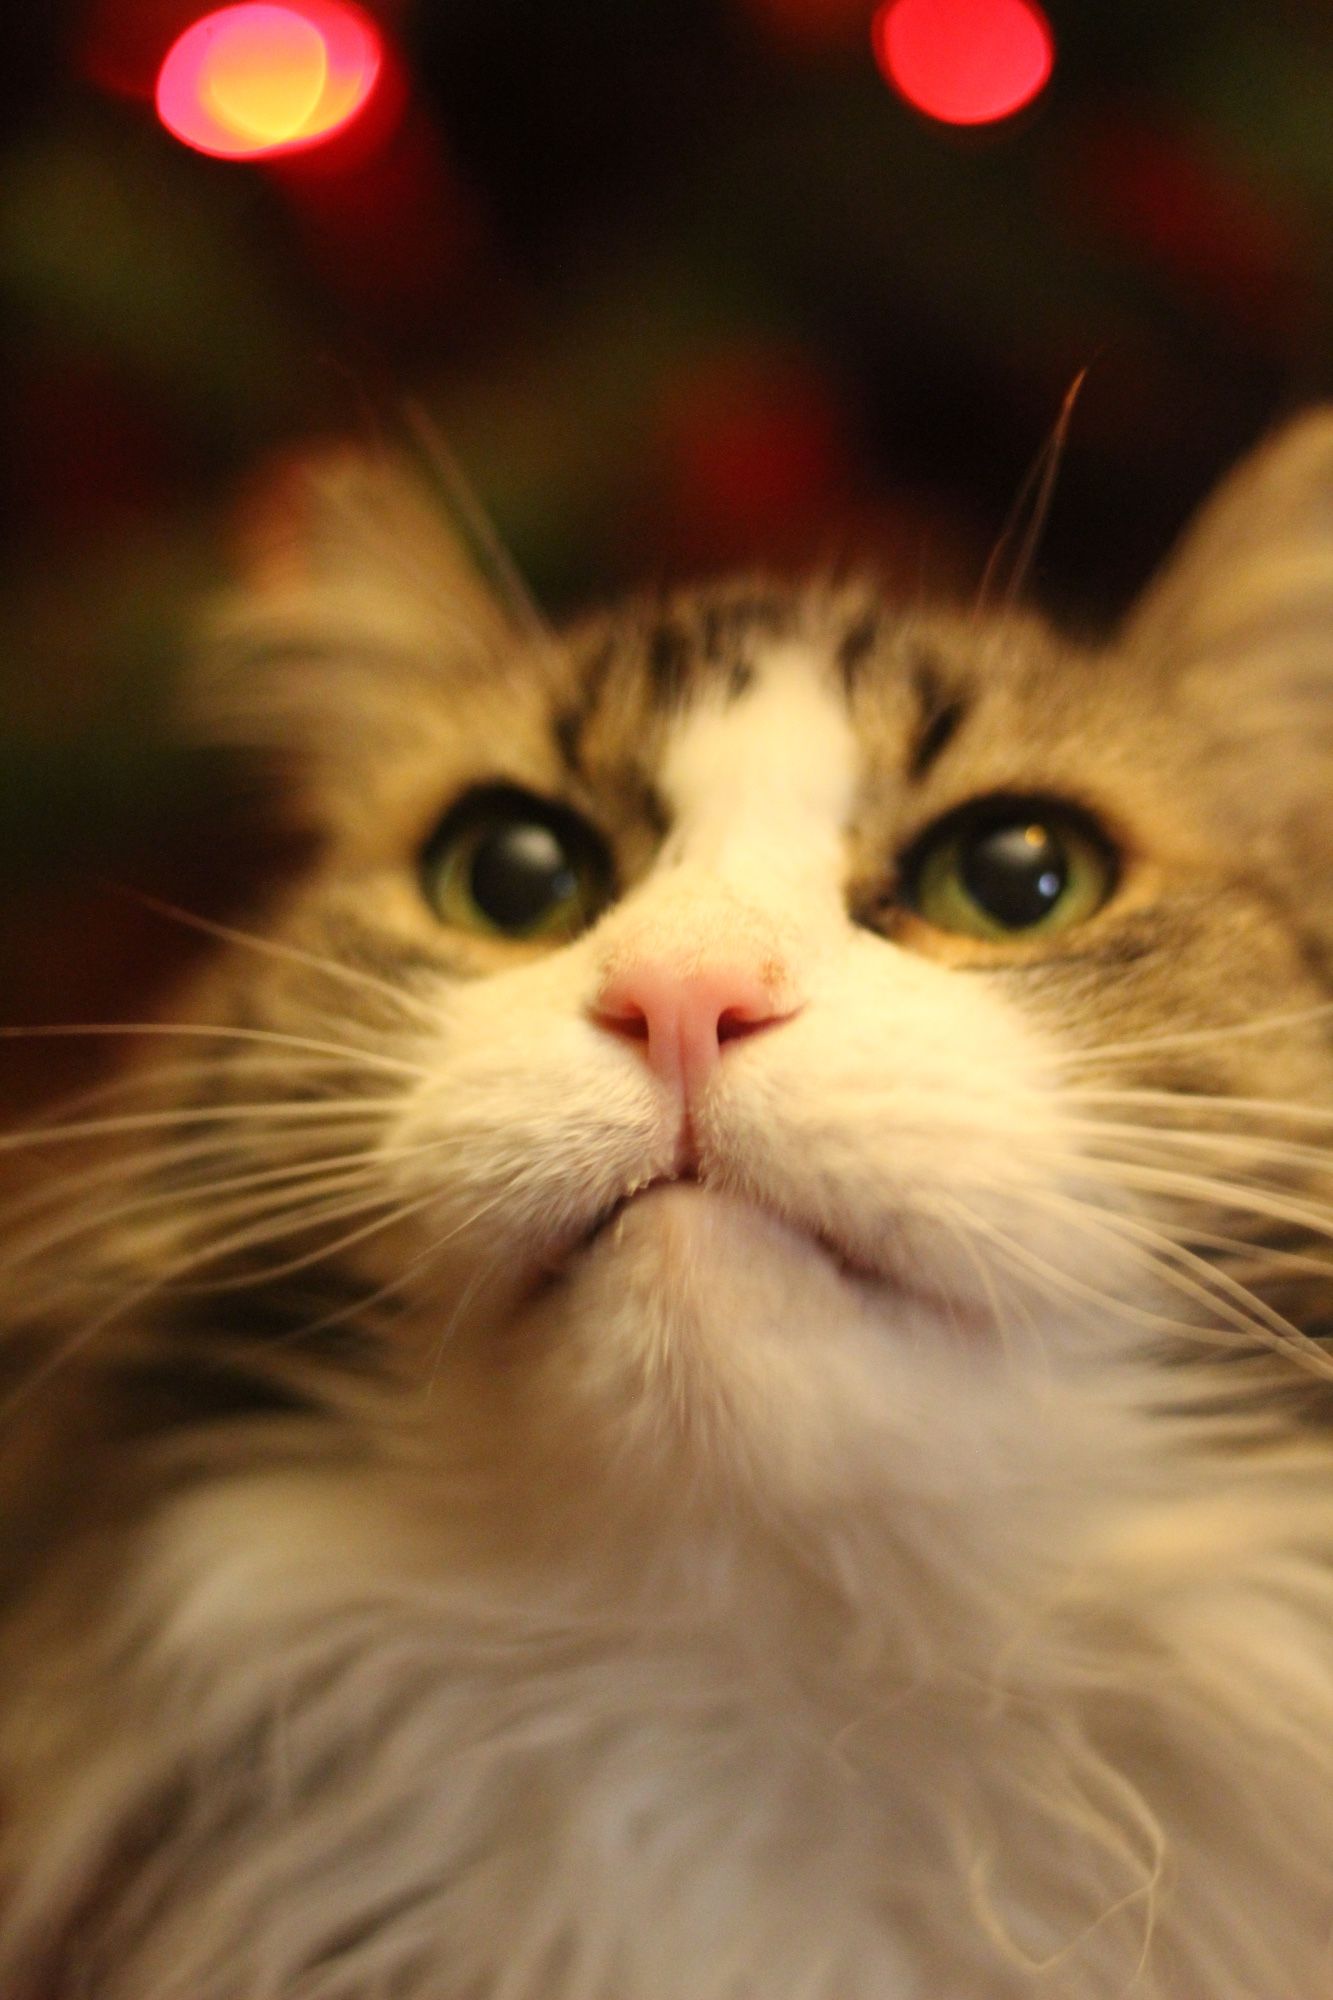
[716,1005,768,1043]
[603,1003,650,1041]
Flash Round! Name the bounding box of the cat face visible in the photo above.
[6,419,1333,2000]
[167,418,1333,1536]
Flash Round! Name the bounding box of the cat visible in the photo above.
[1,410,1332,2000]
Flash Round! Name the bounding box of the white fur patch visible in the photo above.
[659,643,857,893]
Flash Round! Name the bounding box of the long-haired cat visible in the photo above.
[1,411,1332,1999]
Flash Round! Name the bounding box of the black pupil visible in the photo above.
[469,822,578,931]
[960,821,1068,929]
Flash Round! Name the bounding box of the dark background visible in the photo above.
[2,0,1331,1105]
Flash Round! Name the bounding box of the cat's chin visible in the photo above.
[501,1179,1000,1516]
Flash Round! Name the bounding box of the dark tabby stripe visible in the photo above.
[111,1355,320,1433]
[647,621,693,708]
[553,637,618,781]
[173,1270,392,1365]
[905,655,968,781]
[836,611,879,697]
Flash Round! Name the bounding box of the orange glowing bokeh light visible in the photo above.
[872,0,1053,127]
[156,0,382,159]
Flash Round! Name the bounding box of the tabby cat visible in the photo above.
[2,413,1332,1999]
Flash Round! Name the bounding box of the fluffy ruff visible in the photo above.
[4,1307,1333,1999]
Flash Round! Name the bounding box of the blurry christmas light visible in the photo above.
[156,1,382,159]
[872,0,1053,126]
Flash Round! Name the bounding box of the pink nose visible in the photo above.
[593,959,794,1102]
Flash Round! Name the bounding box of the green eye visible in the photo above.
[421,786,613,941]
[907,800,1115,940]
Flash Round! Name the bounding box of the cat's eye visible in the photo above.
[905,799,1115,940]
[421,786,614,941]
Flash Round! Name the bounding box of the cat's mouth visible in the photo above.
[537,1173,701,1278]
[537,1171,963,1321]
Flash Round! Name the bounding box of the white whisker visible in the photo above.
[117,889,444,1032]
[1060,1117,1333,1175]
[0,1021,429,1081]
[928,1202,1041,1378]
[0,1096,412,1157]
[1062,1085,1333,1127]
[935,1195,1228,1346]
[1074,1157,1333,1244]
[1045,1002,1333,1068]
[282,1186,518,1360]
[1,1174,457,1414]
[1019,1185,1331,1374]
[0,1108,401,1232]
[0,1136,456,1279]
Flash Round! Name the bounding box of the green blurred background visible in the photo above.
[1,0,1330,1103]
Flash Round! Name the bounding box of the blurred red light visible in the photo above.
[156,1,382,159]
[872,0,1053,126]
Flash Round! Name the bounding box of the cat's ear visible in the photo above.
[1124,408,1333,694]
[227,438,525,663]
[189,438,536,773]
[1124,409,1333,934]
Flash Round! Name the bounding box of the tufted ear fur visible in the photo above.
[230,439,520,649]
[1125,409,1333,670]
[1123,409,1333,956]
[189,440,526,773]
